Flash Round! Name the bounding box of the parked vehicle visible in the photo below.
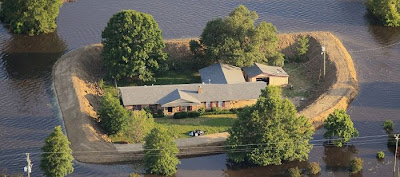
[188,130,205,137]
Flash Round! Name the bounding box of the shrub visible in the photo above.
[376,151,385,159]
[187,111,200,118]
[288,167,301,177]
[173,112,188,119]
[98,79,104,90]
[383,120,394,132]
[197,108,206,115]
[129,173,141,177]
[350,157,363,173]
[307,162,321,175]
[153,109,165,118]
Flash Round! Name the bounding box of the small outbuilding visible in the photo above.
[243,63,289,86]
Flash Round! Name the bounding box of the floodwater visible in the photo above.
[1,0,400,176]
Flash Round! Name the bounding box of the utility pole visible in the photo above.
[321,40,326,78]
[24,153,32,177]
[394,134,400,177]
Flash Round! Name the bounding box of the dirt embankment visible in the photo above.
[53,32,358,163]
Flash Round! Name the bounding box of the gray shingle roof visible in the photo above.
[243,63,289,77]
[119,82,266,107]
[199,63,246,84]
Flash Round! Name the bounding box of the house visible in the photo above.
[243,63,289,86]
[119,82,266,115]
[199,63,246,84]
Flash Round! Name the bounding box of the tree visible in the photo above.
[40,126,73,177]
[226,86,314,166]
[101,10,167,82]
[366,0,400,27]
[350,157,363,173]
[190,5,284,67]
[113,110,155,143]
[323,109,359,147]
[143,127,180,176]
[0,0,62,35]
[296,35,309,62]
[383,119,394,133]
[98,92,129,135]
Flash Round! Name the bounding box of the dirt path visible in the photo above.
[53,32,358,163]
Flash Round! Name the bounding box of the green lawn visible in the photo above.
[155,114,237,139]
[282,63,313,98]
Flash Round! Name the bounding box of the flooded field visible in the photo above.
[1,0,400,176]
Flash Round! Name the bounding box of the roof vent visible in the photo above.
[208,79,211,84]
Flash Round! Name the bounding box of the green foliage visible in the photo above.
[288,167,301,177]
[376,151,385,159]
[111,110,155,143]
[323,109,359,147]
[366,0,400,27]
[197,107,206,115]
[383,119,394,132]
[0,0,62,35]
[190,5,284,67]
[99,92,130,135]
[296,35,309,62]
[350,157,363,173]
[129,173,141,177]
[101,10,167,81]
[226,86,314,166]
[144,127,180,176]
[173,111,200,119]
[40,126,74,177]
[307,162,321,175]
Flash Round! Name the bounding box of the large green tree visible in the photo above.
[0,0,62,35]
[190,5,284,67]
[226,86,314,166]
[40,126,73,177]
[98,92,129,135]
[144,127,180,176]
[101,10,167,81]
[366,0,400,27]
[323,109,359,147]
[112,110,155,143]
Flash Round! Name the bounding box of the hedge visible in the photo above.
[173,111,200,119]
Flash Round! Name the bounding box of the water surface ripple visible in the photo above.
[1,0,400,176]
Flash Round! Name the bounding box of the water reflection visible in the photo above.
[323,145,358,175]
[1,32,67,79]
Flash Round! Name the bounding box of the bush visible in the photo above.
[307,162,321,175]
[129,173,141,177]
[383,120,394,132]
[187,111,200,118]
[376,151,385,159]
[173,112,188,119]
[197,108,206,115]
[173,111,200,119]
[288,167,301,177]
[296,35,309,62]
[153,109,165,118]
[350,157,363,173]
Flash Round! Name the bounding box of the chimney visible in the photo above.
[198,85,202,94]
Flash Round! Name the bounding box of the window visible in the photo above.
[136,105,142,110]
[206,102,211,108]
[187,106,192,111]
[218,101,223,108]
[149,104,157,111]
[168,107,173,113]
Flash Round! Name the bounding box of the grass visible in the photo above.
[155,114,237,138]
[282,63,313,99]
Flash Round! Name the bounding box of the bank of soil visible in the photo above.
[53,32,358,163]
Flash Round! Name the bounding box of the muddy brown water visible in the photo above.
[1,0,400,176]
